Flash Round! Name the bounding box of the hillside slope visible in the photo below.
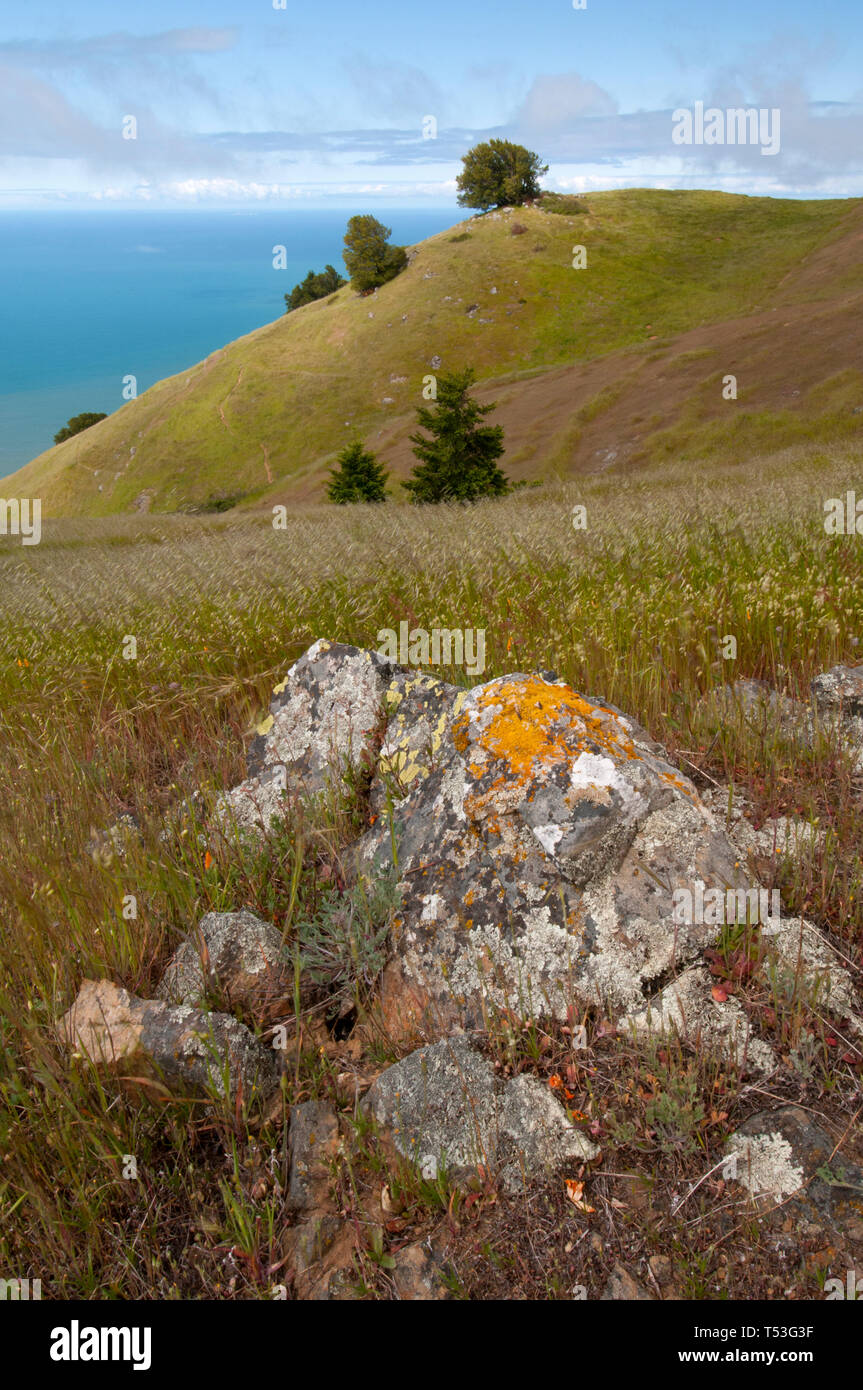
[8,189,863,516]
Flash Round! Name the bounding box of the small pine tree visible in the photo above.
[404,369,509,504]
[327,441,389,503]
[342,215,407,293]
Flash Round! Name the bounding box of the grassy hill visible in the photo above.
[7,188,863,516]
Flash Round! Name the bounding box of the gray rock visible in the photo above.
[218,639,392,836]
[356,670,747,1028]
[363,1036,597,1194]
[725,1106,863,1246]
[58,978,278,1103]
[811,664,863,719]
[701,679,812,739]
[288,1100,340,1213]
[155,910,290,1018]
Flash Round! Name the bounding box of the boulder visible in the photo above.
[58,978,278,1103]
[155,910,290,1021]
[356,672,748,1032]
[211,645,862,1067]
[362,1035,597,1194]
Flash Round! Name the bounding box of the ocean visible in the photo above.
[0,206,461,480]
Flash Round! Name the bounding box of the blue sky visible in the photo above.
[1,0,861,207]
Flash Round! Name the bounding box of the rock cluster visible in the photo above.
[58,642,863,1296]
[216,641,861,1073]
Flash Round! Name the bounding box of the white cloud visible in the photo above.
[514,73,618,133]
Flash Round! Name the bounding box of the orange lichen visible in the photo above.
[454,677,694,801]
[456,677,640,784]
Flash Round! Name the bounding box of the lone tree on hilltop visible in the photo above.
[53,411,107,445]
[456,139,548,211]
[343,215,408,292]
[327,440,389,503]
[285,263,346,312]
[404,368,509,504]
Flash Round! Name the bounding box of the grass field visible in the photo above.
[2,439,862,1298]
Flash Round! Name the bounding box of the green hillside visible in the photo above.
[7,189,862,516]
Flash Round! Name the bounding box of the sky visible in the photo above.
[1,0,861,208]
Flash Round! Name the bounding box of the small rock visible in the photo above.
[601,1264,654,1300]
[156,910,290,1021]
[288,1101,340,1214]
[290,1214,357,1300]
[392,1241,452,1300]
[725,1106,863,1246]
[363,1036,597,1193]
[58,979,277,1103]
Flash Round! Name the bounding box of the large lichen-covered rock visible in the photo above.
[218,639,393,837]
[58,978,278,1103]
[155,910,290,1021]
[363,1036,597,1194]
[356,672,746,1030]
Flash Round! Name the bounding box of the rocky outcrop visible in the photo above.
[207,642,861,1073]
[54,640,863,1300]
